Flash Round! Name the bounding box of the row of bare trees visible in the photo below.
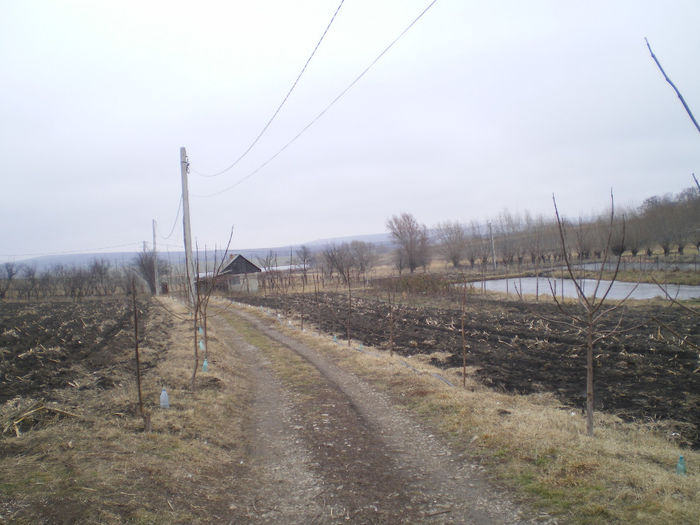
[390,185,699,272]
[0,251,172,300]
[321,241,376,284]
[255,241,378,294]
[0,260,129,300]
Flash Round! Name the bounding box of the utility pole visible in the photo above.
[180,147,195,306]
[152,219,159,296]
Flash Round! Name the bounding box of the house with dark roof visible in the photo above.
[198,254,261,293]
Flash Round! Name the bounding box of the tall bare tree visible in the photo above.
[386,213,430,273]
[350,240,375,282]
[295,245,314,285]
[322,243,354,285]
[435,221,467,268]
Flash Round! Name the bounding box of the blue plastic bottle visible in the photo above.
[202,358,208,372]
[676,455,687,475]
[160,388,169,409]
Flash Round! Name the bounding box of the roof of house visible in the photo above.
[221,254,261,275]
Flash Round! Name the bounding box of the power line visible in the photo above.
[0,242,143,259]
[194,0,440,199]
[193,0,346,178]
[160,196,183,240]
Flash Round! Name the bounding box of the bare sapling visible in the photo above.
[387,275,395,356]
[300,265,305,331]
[190,229,234,391]
[346,274,352,346]
[461,273,468,388]
[130,277,151,432]
[549,192,637,436]
[650,276,700,355]
[191,249,202,392]
[314,271,321,335]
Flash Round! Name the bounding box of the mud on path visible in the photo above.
[213,305,546,524]
[235,292,700,447]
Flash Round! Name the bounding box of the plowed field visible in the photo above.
[236,292,700,447]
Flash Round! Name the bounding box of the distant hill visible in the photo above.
[16,232,394,271]
[303,232,393,248]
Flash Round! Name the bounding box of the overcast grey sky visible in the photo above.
[2,0,699,261]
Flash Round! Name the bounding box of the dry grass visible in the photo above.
[0,297,250,524]
[239,302,700,525]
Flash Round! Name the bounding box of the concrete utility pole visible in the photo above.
[152,219,159,296]
[180,147,195,306]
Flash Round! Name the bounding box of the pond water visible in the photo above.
[469,277,700,301]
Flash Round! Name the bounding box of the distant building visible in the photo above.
[197,254,261,293]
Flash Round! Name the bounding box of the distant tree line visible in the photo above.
[255,240,378,294]
[389,185,699,272]
[0,249,171,300]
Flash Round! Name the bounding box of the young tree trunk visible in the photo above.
[586,316,594,436]
[346,277,352,346]
[191,306,199,392]
[131,279,150,431]
[461,276,467,388]
[300,275,305,331]
[388,284,394,357]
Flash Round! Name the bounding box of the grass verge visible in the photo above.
[0,297,250,524]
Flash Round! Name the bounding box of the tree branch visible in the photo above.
[646,38,700,135]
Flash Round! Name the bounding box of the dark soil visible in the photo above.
[0,298,165,405]
[235,292,700,447]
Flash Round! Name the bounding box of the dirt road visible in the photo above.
[214,306,547,524]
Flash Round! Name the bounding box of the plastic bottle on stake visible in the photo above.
[160,388,169,409]
[676,455,687,475]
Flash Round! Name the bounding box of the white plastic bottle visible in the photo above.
[160,388,169,409]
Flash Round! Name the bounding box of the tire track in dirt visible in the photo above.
[218,306,547,524]
[213,318,328,523]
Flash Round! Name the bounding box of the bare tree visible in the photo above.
[295,245,314,285]
[189,230,234,391]
[549,192,636,437]
[435,221,467,268]
[350,240,375,282]
[19,265,38,301]
[88,259,112,296]
[0,262,20,299]
[257,250,279,293]
[133,250,169,295]
[386,213,430,273]
[322,243,354,285]
[497,210,521,269]
[469,221,490,269]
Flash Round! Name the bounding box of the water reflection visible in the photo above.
[469,277,700,301]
